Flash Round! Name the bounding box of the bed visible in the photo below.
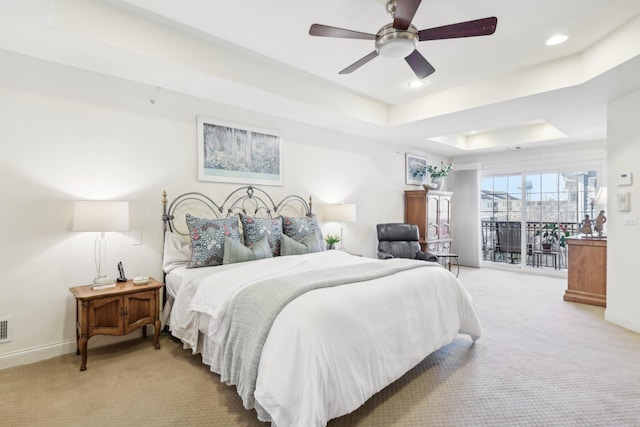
[161,186,481,427]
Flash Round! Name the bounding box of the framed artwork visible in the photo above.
[405,153,428,185]
[197,116,283,186]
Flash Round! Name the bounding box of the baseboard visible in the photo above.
[0,339,76,370]
[0,333,149,370]
[605,309,640,333]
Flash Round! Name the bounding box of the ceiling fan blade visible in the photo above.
[393,0,422,30]
[309,24,376,40]
[418,17,497,41]
[404,50,435,79]
[339,51,379,74]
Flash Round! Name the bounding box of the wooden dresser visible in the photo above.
[404,189,453,253]
[564,237,607,307]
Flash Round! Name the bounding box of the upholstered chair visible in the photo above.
[376,223,437,262]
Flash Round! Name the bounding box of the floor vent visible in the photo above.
[0,317,11,343]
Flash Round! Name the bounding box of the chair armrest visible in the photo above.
[377,251,395,260]
[415,250,438,262]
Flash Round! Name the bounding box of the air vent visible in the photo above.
[0,317,12,343]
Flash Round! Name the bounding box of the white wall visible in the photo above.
[0,52,450,368]
[605,88,640,333]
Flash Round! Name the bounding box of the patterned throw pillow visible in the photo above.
[185,214,240,268]
[282,215,325,251]
[281,233,322,256]
[223,236,273,265]
[239,213,283,257]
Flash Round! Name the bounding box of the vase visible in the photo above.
[431,176,444,190]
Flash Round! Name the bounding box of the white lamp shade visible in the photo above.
[324,204,357,223]
[594,187,608,206]
[73,201,130,232]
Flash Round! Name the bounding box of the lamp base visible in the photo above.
[93,276,115,285]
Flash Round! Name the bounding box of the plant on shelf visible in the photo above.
[426,162,453,179]
[325,234,341,250]
[537,223,570,251]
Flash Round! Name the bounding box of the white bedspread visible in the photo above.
[169,250,481,427]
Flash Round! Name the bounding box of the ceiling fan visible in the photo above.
[309,0,497,79]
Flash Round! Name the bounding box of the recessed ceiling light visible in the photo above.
[546,34,568,46]
[408,80,425,88]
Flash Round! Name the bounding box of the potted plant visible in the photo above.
[325,234,340,250]
[537,223,569,251]
[426,162,453,190]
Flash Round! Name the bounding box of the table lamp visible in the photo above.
[324,203,357,250]
[73,201,130,286]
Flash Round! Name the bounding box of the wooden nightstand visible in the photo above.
[69,277,164,371]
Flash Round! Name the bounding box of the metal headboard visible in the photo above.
[162,185,313,236]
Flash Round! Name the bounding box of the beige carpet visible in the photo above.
[2,267,640,426]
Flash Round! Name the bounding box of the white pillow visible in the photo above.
[162,231,192,273]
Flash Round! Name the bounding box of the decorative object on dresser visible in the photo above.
[69,277,164,371]
[197,116,283,186]
[323,203,357,250]
[405,189,453,253]
[426,161,453,191]
[594,210,607,237]
[405,153,428,185]
[72,200,130,288]
[564,237,606,307]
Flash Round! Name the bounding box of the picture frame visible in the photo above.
[405,153,428,185]
[197,116,283,186]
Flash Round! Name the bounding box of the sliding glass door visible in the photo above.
[482,170,598,270]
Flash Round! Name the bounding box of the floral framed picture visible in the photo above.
[197,116,283,186]
[405,153,428,185]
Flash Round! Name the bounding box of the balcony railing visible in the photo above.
[481,220,579,269]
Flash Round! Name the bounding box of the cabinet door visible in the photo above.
[438,196,451,240]
[124,290,156,334]
[88,296,123,336]
[426,194,439,241]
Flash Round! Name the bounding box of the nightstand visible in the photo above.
[69,277,164,371]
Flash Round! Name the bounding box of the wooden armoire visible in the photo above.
[404,189,453,253]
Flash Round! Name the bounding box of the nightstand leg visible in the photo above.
[153,320,161,349]
[79,336,88,371]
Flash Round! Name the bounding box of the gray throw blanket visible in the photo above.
[219,258,436,412]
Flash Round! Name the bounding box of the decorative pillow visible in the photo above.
[239,213,283,257]
[185,214,240,268]
[281,233,322,256]
[162,231,192,273]
[282,215,325,251]
[223,236,273,265]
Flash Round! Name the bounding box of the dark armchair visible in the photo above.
[376,223,437,262]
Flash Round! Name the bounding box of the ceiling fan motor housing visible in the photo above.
[375,23,418,58]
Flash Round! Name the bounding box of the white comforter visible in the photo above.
[169,250,481,427]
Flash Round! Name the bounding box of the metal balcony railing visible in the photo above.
[481,221,579,269]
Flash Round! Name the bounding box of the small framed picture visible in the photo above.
[405,153,428,185]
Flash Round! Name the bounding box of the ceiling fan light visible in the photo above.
[375,23,418,58]
[377,38,416,58]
